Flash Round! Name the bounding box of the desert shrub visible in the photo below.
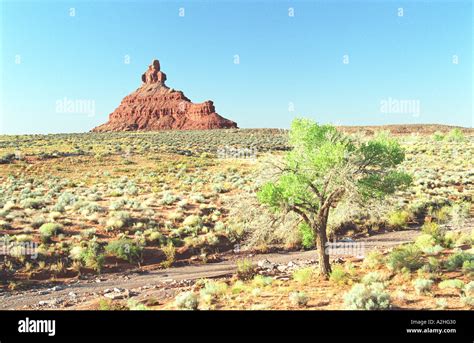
[362,271,386,285]
[20,198,45,209]
[292,267,315,284]
[413,278,433,295]
[205,232,219,247]
[289,291,309,307]
[329,264,349,285]
[31,217,46,229]
[127,299,149,310]
[169,211,184,222]
[213,221,225,232]
[415,234,436,250]
[98,299,127,311]
[161,243,176,268]
[69,245,84,261]
[464,281,474,296]
[146,231,165,245]
[0,153,16,164]
[80,238,105,272]
[421,222,443,242]
[462,260,474,274]
[252,275,273,287]
[15,234,33,243]
[174,291,199,310]
[105,239,143,263]
[343,282,390,310]
[432,131,444,141]
[439,279,465,291]
[386,244,423,272]
[436,299,448,309]
[191,194,206,203]
[160,192,178,205]
[442,231,458,248]
[212,183,229,194]
[432,206,451,224]
[425,256,441,273]
[445,251,474,271]
[363,250,385,269]
[231,280,247,294]
[449,202,470,230]
[455,232,472,247]
[446,128,465,142]
[236,259,255,281]
[299,222,315,249]
[388,210,411,228]
[54,192,77,211]
[461,296,474,307]
[106,211,131,230]
[199,280,227,304]
[39,223,62,243]
[182,215,202,228]
[422,245,444,256]
[225,222,246,243]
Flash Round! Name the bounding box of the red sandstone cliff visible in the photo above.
[92,59,238,132]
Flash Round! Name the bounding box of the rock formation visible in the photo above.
[92,59,237,132]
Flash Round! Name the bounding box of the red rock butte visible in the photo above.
[92,59,238,132]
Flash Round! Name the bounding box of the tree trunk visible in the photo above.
[314,210,331,277]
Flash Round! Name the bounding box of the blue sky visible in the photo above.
[1,0,472,134]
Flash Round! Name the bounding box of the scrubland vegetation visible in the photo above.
[0,124,472,310]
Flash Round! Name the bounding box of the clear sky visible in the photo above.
[0,0,472,134]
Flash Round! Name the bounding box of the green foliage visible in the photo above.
[105,238,143,263]
[445,251,474,271]
[432,131,445,141]
[252,275,273,287]
[343,282,390,310]
[199,280,228,304]
[299,222,315,249]
[79,238,105,272]
[257,118,410,276]
[292,267,315,284]
[414,234,436,250]
[363,250,385,269]
[258,118,410,212]
[387,210,411,228]
[39,223,62,243]
[236,259,256,281]
[386,244,423,272]
[182,215,202,227]
[462,260,474,274]
[446,128,465,142]
[358,171,412,200]
[432,206,451,224]
[329,264,350,285]
[438,279,465,290]
[161,242,176,268]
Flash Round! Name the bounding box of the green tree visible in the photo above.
[257,118,411,277]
